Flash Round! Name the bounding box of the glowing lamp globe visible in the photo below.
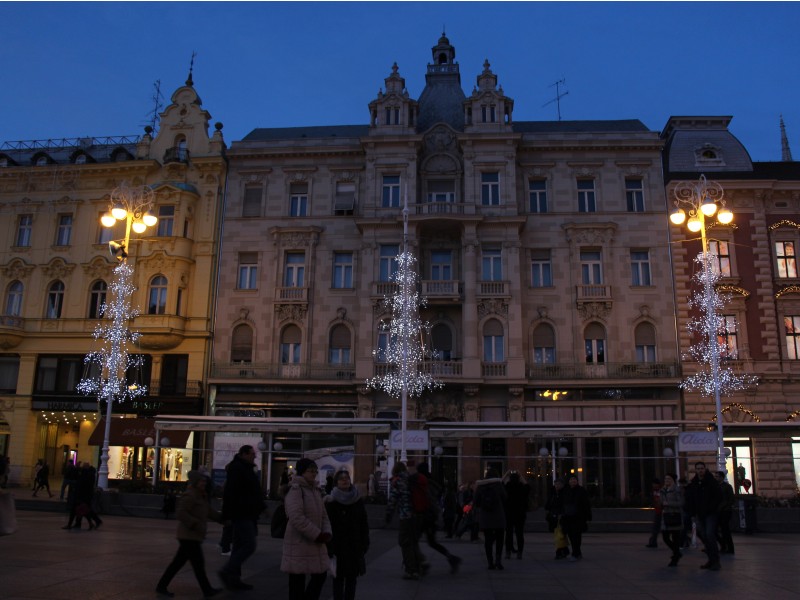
[143,211,158,227]
[700,198,718,217]
[111,203,127,220]
[717,207,733,224]
[101,212,117,228]
[131,220,147,234]
[687,217,703,233]
[669,208,686,225]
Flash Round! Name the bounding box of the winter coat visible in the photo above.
[504,479,531,520]
[222,456,265,521]
[685,472,722,518]
[385,471,413,521]
[325,487,370,578]
[659,484,684,532]
[544,486,565,531]
[560,483,592,525]
[281,476,332,575]
[473,478,507,530]
[175,485,221,542]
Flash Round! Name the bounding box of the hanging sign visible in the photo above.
[678,431,718,452]
[388,430,429,450]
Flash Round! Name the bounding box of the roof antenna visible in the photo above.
[186,51,197,86]
[543,78,569,121]
[144,79,164,135]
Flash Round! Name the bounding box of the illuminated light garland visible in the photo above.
[681,253,759,398]
[786,410,800,422]
[775,285,800,299]
[706,402,763,430]
[77,262,148,403]
[366,251,442,398]
[768,220,800,231]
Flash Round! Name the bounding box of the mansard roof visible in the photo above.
[666,161,800,182]
[512,120,650,133]
[241,125,369,142]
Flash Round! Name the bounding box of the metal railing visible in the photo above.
[528,362,680,380]
[211,363,356,381]
[421,280,462,298]
[276,287,309,301]
[477,281,510,297]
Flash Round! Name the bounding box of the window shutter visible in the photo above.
[330,325,351,349]
[243,187,261,217]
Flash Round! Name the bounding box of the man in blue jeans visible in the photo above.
[219,445,265,590]
[685,461,722,571]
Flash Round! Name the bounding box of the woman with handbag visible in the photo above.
[660,473,684,567]
[545,478,570,559]
[325,470,369,600]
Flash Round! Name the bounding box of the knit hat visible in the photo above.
[295,458,318,476]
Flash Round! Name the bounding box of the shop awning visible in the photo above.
[89,418,191,447]
[427,421,683,439]
[154,415,393,435]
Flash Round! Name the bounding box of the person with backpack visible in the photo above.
[409,463,462,574]
[473,467,507,570]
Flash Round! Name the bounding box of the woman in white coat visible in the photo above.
[281,458,332,600]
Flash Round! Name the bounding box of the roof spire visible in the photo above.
[780,114,793,161]
[186,51,197,87]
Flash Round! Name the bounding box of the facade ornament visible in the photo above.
[2,259,35,280]
[41,259,76,279]
[275,304,307,322]
[478,299,509,318]
[82,258,114,280]
[577,302,611,320]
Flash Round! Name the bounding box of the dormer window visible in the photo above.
[0,158,7,168]
[36,156,48,166]
[438,52,447,65]
[385,108,399,125]
[176,136,187,160]
[695,144,725,167]
[75,154,87,165]
[702,150,717,159]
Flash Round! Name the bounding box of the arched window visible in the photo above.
[281,325,301,364]
[532,323,555,364]
[176,136,187,161]
[46,281,65,319]
[5,281,23,317]
[148,275,168,315]
[329,324,352,364]
[584,322,607,364]
[231,324,254,363]
[635,323,656,363]
[88,280,108,319]
[431,323,453,361]
[483,319,505,362]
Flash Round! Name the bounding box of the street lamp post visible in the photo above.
[669,175,733,473]
[80,183,157,489]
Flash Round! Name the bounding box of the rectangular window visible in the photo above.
[776,241,798,278]
[290,183,308,217]
[482,247,502,281]
[708,240,731,276]
[242,186,262,218]
[379,245,399,282]
[585,338,605,364]
[786,316,800,360]
[636,344,656,362]
[157,206,174,236]
[56,214,72,246]
[481,172,500,206]
[533,347,555,364]
[531,249,552,287]
[238,253,258,290]
[581,250,603,284]
[334,182,356,215]
[16,214,32,247]
[483,335,504,362]
[577,179,596,213]
[0,356,20,393]
[625,178,644,212]
[427,180,455,203]
[719,315,739,359]
[333,252,353,288]
[284,253,305,287]
[34,355,83,393]
[528,180,548,213]
[160,354,188,396]
[630,250,652,286]
[430,250,452,280]
[382,176,400,208]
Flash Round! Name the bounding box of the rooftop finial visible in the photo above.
[780,114,793,161]
[186,51,197,87]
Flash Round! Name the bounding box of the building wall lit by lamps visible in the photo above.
[669,174,733,473]
[79,183,158,490]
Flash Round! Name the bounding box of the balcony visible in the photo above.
[275,286,309,302]
[163,147,190,164]
[149,379,203,397]
[528,362,680,380]
[132,314,186,350]
[482,362,507,377]
[576,284,612,302]
[476,281,510,298]
[372,361,463,380]
[421,280,462,301]
[371,281,398,298]
[210,362,356,381]
[0,315,24,349]
[414,202,471,216]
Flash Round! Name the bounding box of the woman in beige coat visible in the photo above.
[281,458,332,600]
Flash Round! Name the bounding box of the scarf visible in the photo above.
[330,485,361,506]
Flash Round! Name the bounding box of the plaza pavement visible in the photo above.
[1,505,799,600]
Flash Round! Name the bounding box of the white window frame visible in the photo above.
[284,253,305,287]
[379,245,399,282]
[430,250,452,280]
[333,252,354,289]
[625,178,645,212]
[382,175,401,208]
[56,214,72,246]
[5,281,23,317]
[16,214,32,247]
[481,172,500,206]
[238,254,258,290]
[775,240,798,278]
[577,179,596,213]
[581,250,603,285]
[157,206,175,237]
[630,250,652,286]
[529,179,547,213]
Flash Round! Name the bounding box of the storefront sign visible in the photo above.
[31,400,97,412]
[388,429,429,450]
[678,431,718,452]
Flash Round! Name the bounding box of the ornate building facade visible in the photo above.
[212,35,682,501]
[0,74,226,486]
[663,116,800,497]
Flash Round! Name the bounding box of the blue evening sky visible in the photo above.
[2,1,799,161]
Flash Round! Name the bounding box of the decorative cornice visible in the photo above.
[41,259,76,279]
[1,260,35,280]
[769,219,800,231]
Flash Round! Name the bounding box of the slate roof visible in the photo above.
[0,136,140,166]
[512,120,651,134]
[666,161,800,182]
[241,125,369,142]
[662,127,753,173]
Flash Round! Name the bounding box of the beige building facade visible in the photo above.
[212,36,682,502]
[0,74,226,487]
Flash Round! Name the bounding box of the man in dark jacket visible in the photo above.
[715,471,736,555]
[503,471,530,559]
[560,475,591,561]
[219,445,265,590]
[685,461,722,571]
